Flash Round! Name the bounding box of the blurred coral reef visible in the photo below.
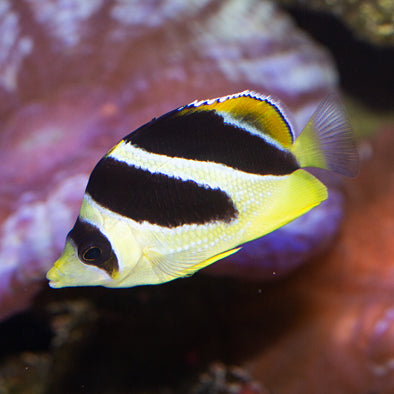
[279,0,394,46]
[247,126,394,393]
[0,0,341,321]
[0,0,393,393]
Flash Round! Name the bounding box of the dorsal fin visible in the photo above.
[179,90,295,148]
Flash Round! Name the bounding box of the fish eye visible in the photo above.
[69,219,118,276]
[82,246,102,262]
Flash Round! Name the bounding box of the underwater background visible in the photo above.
[0,0,393,393]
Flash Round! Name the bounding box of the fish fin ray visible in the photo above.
[150,246,242,280]
[180,247,242,275]
[291,94,359,177]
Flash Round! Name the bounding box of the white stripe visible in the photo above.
[81,192,246,277]
[108,142,277,190]
[218,111,288,153]
[83,192,224,235]
[181,89,295,143]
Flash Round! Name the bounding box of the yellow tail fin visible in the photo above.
[291,94,359,177]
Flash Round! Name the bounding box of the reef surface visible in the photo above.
[248,125,394,393]
[0,0,343,321]
[1,0,393,392]
[0,124,392,393]
[279,0,394,46]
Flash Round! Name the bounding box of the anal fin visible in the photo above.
[182,247,242,275]
[150,246,242,282]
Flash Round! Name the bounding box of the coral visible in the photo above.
[279,0,394,46]
[1,121,392,394]
[0,0,341,321]
[191,363,265,394]
[247,126,394,393]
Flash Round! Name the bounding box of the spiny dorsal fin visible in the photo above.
[180,90,295,148]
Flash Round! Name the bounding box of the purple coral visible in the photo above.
[0,0,342,321]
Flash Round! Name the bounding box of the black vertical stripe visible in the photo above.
[86,157,238,227]
[124,110,299,175]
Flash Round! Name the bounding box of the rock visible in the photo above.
[278,0,394,46]
[0,0,341,321]
[247,126,394,393]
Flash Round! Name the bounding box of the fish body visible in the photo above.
[47,90,358,288]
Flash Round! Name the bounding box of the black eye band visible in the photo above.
[67,218,119,277]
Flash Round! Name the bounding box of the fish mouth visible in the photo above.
[46,243,111,288]
[46,264,64,288]
[46,242,80,288]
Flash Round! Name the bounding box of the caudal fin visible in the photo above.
[291,94,359,177]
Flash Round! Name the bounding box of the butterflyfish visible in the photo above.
[46,90,359,288]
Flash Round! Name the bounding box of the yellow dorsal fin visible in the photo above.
[180,91,294,148]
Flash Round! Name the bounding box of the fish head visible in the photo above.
[47,198,144,288]
[46,239,112,288]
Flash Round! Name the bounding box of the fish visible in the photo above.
[46,90,359,288]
